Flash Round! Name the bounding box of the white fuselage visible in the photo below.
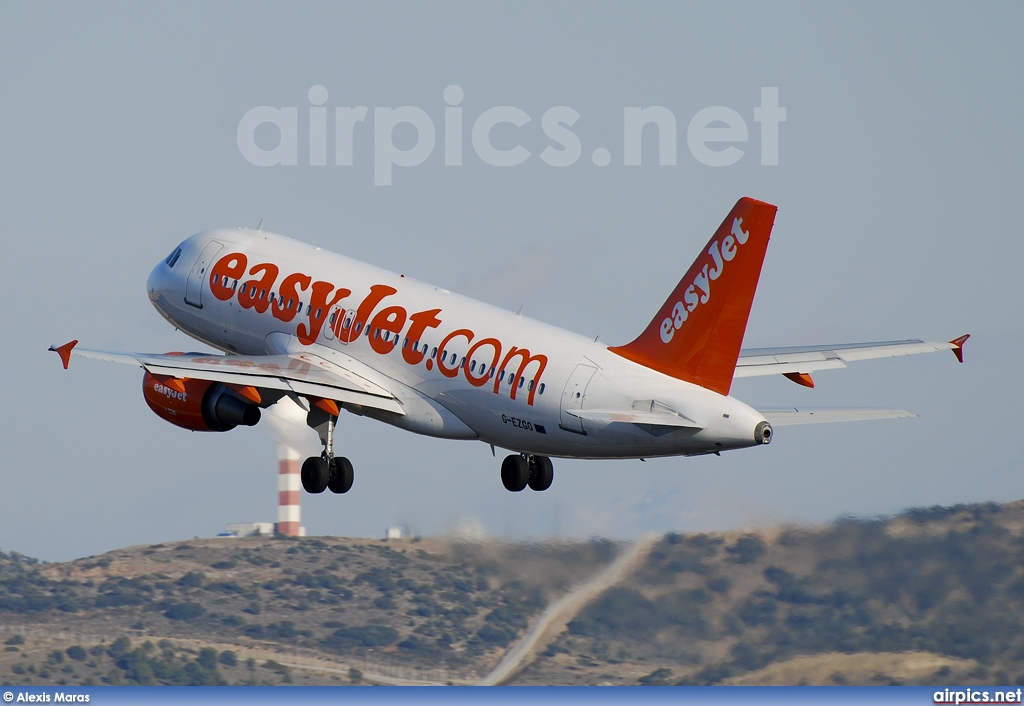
[147,229,769,459]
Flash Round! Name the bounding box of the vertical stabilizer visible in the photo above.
[609,197,777,396]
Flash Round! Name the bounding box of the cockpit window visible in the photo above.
[165,247,182,268]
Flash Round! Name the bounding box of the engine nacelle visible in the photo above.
[142,372,261,432]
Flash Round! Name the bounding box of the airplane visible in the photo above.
[49,197,968,496]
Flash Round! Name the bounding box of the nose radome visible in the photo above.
[148,246,182,303]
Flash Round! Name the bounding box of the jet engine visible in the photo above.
[142,371,261,432]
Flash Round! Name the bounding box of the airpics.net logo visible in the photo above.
[236,86,786,186]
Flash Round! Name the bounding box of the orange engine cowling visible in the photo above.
[142,372,261,432]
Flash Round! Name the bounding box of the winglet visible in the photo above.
[49,340,79,370]
[950,334,970,364]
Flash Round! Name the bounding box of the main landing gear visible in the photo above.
[301,406,354,495]
[500,454,554,492]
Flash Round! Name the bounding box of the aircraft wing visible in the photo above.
[759,407,916,425]
[48,341,405,415]
[734,335,969,383]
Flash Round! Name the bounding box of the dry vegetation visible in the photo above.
[0,535,618,685]
[4,499,1024,686]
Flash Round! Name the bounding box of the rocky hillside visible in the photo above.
[520,501,1024,685]
[4,500,1024,686]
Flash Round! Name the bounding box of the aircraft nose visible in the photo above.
[148,245,183,302]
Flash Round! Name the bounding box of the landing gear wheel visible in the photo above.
[527,456,554,491]
[301,456,329,494]
[327,456,354,494]
[500,454,529,492]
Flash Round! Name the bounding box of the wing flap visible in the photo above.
[759,407,917,425]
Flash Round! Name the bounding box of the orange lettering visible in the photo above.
[437,329,474,378]
[297,281,352,345]
[495,347,547,405]
[402,309,442,365]
[239,262,279,313]
[368,306,408,354]
[338,284,398,343]
[209,253,247,301]
[273,272,311,323]
[465,338,502,387]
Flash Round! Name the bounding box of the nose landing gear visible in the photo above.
[500,454,554,492]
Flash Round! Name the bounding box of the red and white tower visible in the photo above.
[266,397,314,537]
[277,445,305,537]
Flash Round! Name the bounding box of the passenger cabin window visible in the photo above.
[539,383,546,394]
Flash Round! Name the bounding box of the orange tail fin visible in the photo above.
[608,197,777,396]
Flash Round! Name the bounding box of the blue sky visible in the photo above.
[2,2,1021,561]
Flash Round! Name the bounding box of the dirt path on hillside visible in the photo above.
[477,533,660,686]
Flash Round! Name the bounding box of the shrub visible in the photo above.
[323,625,399,651]
[726,535,766,564]
[197,648,218,670]
[176,572,204,588]
[164,602,205,621]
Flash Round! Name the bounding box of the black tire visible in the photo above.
[528,456,554,492]
[500,454,529,492]
[301,456,329,494]
[328,456,354,494]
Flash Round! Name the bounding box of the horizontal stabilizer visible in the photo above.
[735,338,965,379]
[759,407,917,426]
